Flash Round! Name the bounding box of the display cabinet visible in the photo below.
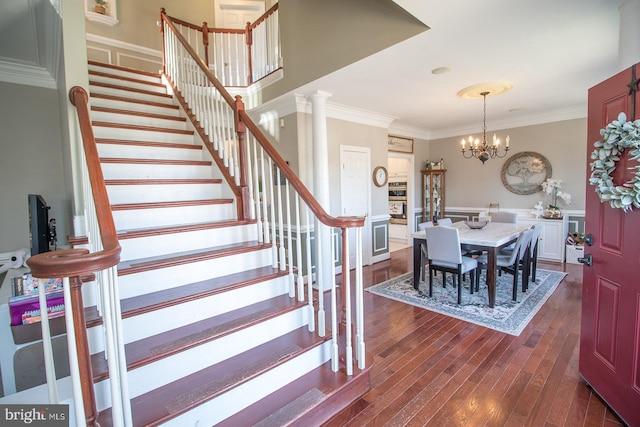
[421,169,446,223]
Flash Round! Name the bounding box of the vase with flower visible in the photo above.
[540,178,571,219]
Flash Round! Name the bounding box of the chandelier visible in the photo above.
[460,91,510,164]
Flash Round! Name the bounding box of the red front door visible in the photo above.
[580,63,640,426]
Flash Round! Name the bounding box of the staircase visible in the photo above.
[79,61,370,426]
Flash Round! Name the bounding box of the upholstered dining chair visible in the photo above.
[489,211,518,223]
[417,221,434,280]
[498,222,542,290]
[437,218,453,226]
[475,227,534,302]
[425,226,478,304]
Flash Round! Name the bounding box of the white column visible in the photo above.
[310,91,332,291]
[618,0,640,70]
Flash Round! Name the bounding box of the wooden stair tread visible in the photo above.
[91,105,186,122]
[101,158,211,166]
[116,219,254,239]
[117,240,270,275]
[91,292,301,381]
[96,138,201,150]
[218,363,372,427]
[92,121,193,135]
[84,265,283,328]
[111,198,232,211]
[90,93,178,110]
[89,81,172,99]
[89,70,165,89]
[105,178,220,185]
[96,327,327,426]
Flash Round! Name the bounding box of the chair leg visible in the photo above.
[429,267,434,297]
[457,273,462,304]
[512,264,519,301]
[442,272,447,288]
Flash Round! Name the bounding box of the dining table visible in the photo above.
[411,221,530,308]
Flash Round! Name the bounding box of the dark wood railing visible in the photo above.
[26,87,121,426]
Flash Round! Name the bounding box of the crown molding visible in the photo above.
[427,105,587,140]
[250,91,396,129]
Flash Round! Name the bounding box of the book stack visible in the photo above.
[8,274,65,326]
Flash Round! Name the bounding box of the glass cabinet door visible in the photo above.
[421,170,446,223]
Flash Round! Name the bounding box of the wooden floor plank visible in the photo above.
[325,247,624,427]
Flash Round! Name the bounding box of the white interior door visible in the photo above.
[340,146,371,267]
[213,0,265,85]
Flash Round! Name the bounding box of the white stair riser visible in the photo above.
[89,84,171,104]
[163,340,332,426]
[118,223,258,261]
[91,110,187,131]
[86,276,290,353]
[93,307,309,409]
[107,183,221,205]
[117,248,273,299]
[93,126,194,145]
[88,64,162,84]
[98,143,203,162]
[91,97,179,116]
[89,74,168,95]
[101,162,213,180]
[112,203,235,230]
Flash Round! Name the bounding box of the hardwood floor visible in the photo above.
[326,247,626,427]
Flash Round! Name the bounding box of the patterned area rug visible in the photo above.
[366,268,567,336]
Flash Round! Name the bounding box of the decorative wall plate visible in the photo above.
[501,151,552,195]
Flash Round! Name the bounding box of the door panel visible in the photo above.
[340,146,371,267]
[580,63,640,426]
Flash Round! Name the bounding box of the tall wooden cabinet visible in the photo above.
[421,169,446,223]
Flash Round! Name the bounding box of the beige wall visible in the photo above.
[426,118,587,212]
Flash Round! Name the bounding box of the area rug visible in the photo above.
[366,269,567,336]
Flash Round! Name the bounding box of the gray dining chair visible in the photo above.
[437,218,452,226]
[489,211,518,223]
[475,227,534,302]
[417,221,434,280]
[425,226,478,304]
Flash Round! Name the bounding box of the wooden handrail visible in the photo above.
[248,3,279,31]
[161,10,364,231]
[239,112,364,229]
[27,87,121,278]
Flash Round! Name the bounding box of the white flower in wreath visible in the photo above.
[589,112,640,211]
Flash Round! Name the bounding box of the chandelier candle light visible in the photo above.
[460,91,510,164]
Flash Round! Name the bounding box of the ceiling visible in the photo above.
[293,0,622,140]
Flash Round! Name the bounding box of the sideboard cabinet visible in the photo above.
[519,216,568,262]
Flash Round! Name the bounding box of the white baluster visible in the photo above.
[285,179,294,296]
[343,229,353,376]
[305,204,315,332]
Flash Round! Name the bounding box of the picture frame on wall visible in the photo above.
[388,135,413,154]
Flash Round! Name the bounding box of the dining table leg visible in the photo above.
[413,239,422,290]
[486,247,498,308]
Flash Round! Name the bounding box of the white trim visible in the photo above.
[250,92,396,129]
[0,60,56,89]
[115,52,162,70]
[85,34,162,59]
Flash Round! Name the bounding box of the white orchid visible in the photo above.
[541,178,572,208]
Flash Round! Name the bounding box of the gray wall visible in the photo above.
[426,118,586,212]
[0,82,69,253]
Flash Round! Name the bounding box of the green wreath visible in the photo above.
[589,112,640,211]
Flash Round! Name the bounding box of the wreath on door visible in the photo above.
[589,112,640,211]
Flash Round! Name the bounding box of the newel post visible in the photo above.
[159,8,167,76]
[202,22,210,69]
[235,95,250,220]
[245,21,253,85]
[69,276,100,426]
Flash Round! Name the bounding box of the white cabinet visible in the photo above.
[519,216,568,262]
